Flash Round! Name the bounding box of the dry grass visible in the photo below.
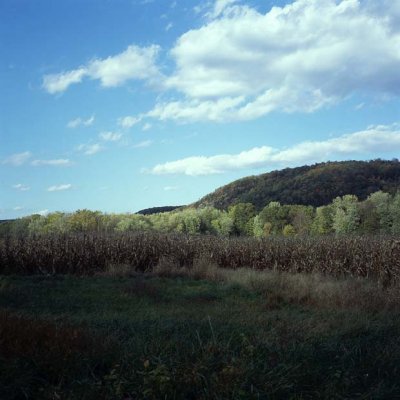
[153,255,226,282]
[221,268,400,312]
[151,255,400,313]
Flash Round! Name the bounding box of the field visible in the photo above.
[1,233,400,399]
[1,233,400,284]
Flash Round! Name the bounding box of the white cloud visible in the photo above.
[77,143,103,155]
[164,186,179,191]
[42,0,400,122]
[206,0,239,19]
[157,0,400,122]
[149,146,275,175]
[2,151,32,166]
[31,159,73,166]
[147,96,244,122]
[43,68,86,94]
[13,184,30,191]
[47,184,72,192]
[142,123,152,131]
[165,22,173,31]
[147,124,400,175]
[43,45,162,93]
[36,209,49,216]
[13,206,24,211]
[142,122,153,131]
[67,115,95,128]
[99,131,123,142]
[133,140,153,148]
[118,115,142,128]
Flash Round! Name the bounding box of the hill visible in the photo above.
[194,159,400,210]
[136,206,183,215]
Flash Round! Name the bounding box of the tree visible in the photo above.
[332,195,360,234]
[116,214,152,232]
[258,202,289,235]
[197,207,221,234]
[228,203,256,236]
[252,215,264,238]
[358,200,380,233]
[178,209,201,234]
[283,224,296,236]
[289,205,314,235]
[68,209,102,233]
[367,191,392,233]
[311,206,334,235]
[211,212,234,236]
[390,192,400,234]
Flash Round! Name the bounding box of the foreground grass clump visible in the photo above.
[1,232,400,285]
[1,269,400,399]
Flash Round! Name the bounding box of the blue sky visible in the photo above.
[1,0,400,218]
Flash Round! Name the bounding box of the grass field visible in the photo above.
[1,266,400,399]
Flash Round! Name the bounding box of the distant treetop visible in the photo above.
[136,206,183,215]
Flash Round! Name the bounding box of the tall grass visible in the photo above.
[1,232,400,285]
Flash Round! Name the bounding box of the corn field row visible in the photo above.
[1,233,400,285]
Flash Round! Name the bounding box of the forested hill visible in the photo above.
[193,160,400,210]
[137,206,182,215]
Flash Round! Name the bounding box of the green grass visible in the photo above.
[1,272,400,399]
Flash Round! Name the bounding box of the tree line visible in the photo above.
[2,191,400,238]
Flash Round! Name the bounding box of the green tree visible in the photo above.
[229,203,256,236]
[367,191,392,233]
[289,205,314,235]
[332,195,360,234]
[390,192,400,234]
[358,200,380,234]
[282,224,296,236]
[252,215,264,238]
[68,209,102,233]
[311,205,334,235]
[116,214,152,232]
[211,212,234,236]
[258,202,289,235]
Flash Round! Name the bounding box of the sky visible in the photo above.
[1,0,400,218]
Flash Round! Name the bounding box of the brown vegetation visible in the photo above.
[1,233,400,286]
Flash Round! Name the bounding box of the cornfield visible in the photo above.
[1,233,400,285]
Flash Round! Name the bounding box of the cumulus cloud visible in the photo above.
[12,184,30,191]
[31,159,73,166]
[77,143,103,155]
[67,115,95,128]
[147,124,400,175]
[99,131,123,142]
[43,1,400,122]
[2,151,32,166]
[47,184,72,192]
[43,45,162,93]
[155,0,400,122]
